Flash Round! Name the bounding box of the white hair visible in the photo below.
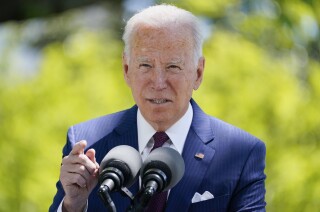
[122,4,204,65]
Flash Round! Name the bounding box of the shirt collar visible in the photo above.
[137,102,193,155]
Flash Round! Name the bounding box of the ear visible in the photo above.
[193,57,205,90]
[122,53,131,87]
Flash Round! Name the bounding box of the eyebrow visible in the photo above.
[137,57,152,63]
[168,58,183,64]
[136,57,184,64]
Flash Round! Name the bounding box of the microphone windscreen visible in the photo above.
[100,145,142,187]
[141,147,185,191]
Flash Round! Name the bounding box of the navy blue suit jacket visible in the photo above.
[50,100,266,211]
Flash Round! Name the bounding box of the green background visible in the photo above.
[0,0,319,211]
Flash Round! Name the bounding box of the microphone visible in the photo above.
[128,147,185,211]
[141,147,185,192]
[98,145,142,211]
[99,145,142,191]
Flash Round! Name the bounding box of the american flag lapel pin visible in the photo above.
[195,152,205,159]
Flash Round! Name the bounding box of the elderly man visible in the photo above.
[50,4,266,212]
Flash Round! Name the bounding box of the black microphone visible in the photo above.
[128,147,185,211]
[98,145,142,212]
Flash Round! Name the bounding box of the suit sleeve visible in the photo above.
[228,141,267,212]
[49,127,74,212]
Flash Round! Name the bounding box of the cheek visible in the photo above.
[184,75,198,94]
[184,72,197,86]
[170,77,194,96]
[130,75,148,93]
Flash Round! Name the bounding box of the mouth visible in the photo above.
[147,98,171,104]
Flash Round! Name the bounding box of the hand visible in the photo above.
[60,140,99,212]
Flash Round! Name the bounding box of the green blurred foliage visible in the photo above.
[0,26,133,211]
[195,31,320,211]
[0,0,320,211]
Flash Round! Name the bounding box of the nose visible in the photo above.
[151,68,167,90]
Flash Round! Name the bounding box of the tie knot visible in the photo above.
[152,132,169,150]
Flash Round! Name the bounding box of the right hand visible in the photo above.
[60,140,99,212]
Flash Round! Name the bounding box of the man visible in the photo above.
[50,4,266,212]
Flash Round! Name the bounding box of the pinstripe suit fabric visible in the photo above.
[50,99,266,212]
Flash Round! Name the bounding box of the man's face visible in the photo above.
[123,25,205,131]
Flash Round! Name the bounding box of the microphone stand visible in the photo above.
[126,181,158,212]
[98,185,116,212]
[98,185,136,212]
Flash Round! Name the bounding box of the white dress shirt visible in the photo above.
[138,102,193,160]
[58,103,193,211]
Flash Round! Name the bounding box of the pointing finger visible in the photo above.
[70,140,87,155]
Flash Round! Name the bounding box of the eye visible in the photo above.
[169,65,179,68]
[139,63,152,68]
[167,65,181,72]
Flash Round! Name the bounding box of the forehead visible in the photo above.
[131,24,193,57]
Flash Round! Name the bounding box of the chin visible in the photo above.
[148,113,170,123]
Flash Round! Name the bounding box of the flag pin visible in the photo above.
[195,153,204,159]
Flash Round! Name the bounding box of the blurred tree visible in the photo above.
[161,0,320,210]
[193,31,320,211]
[162,0,320,70]
[0,3,131,211]
[0,0,320,211]
[0,0,124,22]
[0,29,133,211]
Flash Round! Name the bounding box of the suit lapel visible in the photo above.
[93,100,215,211]
[166,100,216,211]
[110,105,140,195]
[108,105,139,151]
[94,105,140,204]
[94,105,139,163]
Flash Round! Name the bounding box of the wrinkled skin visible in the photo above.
[123,24,205,131]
